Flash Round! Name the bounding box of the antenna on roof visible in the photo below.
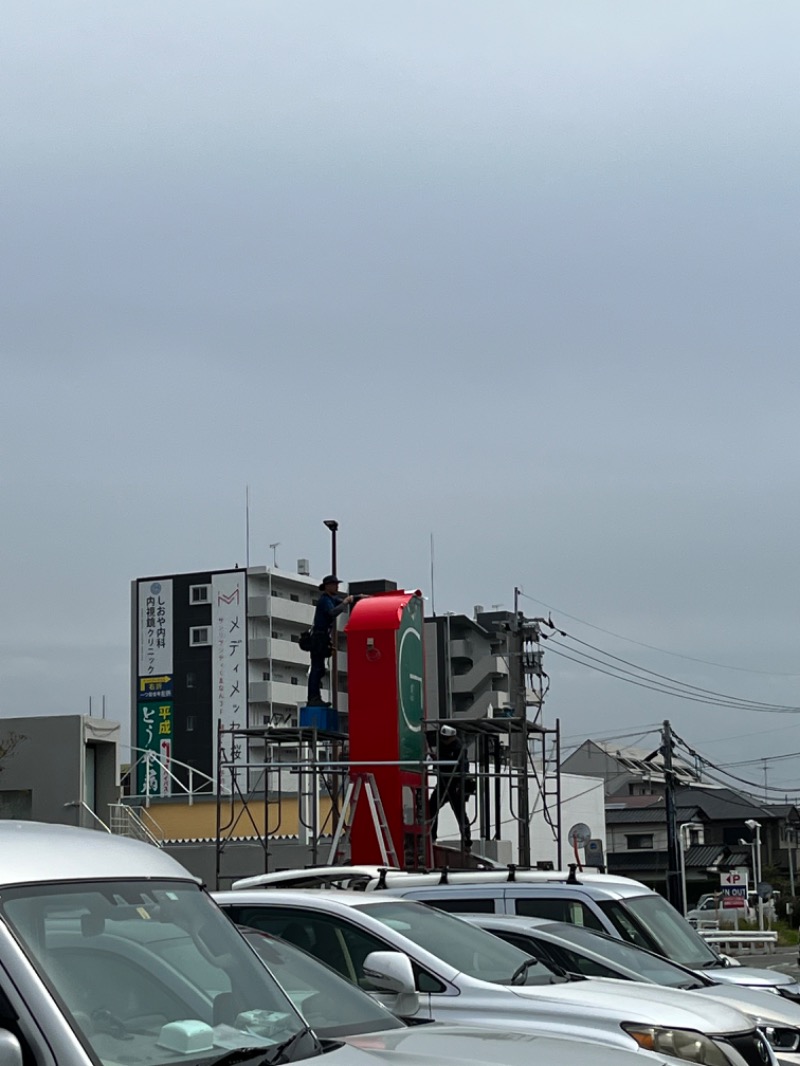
[429,532,436,617]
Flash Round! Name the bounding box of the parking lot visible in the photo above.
[738,944,800,976]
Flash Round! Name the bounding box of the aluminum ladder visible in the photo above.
[327,772,399,867]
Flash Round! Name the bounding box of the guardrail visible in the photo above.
[698,929,778,954]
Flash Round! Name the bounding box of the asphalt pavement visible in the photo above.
[733,944,800,976]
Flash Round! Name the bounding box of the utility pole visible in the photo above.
[503,590,556,869]
[662,719,683,912]
[509,588,531,867]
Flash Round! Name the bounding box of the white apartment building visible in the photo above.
[131,562,349,797]
[246,562,348,729]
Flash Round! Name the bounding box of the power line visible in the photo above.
[552,632,800,713]
[560,724,662,743]
[725,750,800,769]
[693,723,800,747]
[545,641,800,714]
[671,730,800,798]
[519,590,800,678]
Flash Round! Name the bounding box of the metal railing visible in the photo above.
[65,801,112,834]
[126,746,215,805]
[698,929,778,954]
[108,803,163,846]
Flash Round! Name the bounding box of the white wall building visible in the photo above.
[434,769,607,868]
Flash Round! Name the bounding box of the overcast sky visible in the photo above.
[3,2,800,796]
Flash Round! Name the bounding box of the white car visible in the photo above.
[460,912,800,1065]
[240,927,684,1066]
[273,863,793,995]
[0,821,684,1066]
[686,895,756,927]
[214,887,776,1066]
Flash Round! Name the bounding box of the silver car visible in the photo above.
[239,927,685,1066]
[460,913,800,1065]
[0,821,679,1066]
[215,887,776,1066]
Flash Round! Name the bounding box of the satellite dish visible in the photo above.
[568,822,592,848]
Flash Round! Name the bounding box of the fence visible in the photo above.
[698,929,778,955]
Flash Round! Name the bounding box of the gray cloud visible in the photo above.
[3,1,800,776]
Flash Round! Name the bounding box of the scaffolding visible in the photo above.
[423,716,562,867]
[214,714,562,886]
[215,723,346,889]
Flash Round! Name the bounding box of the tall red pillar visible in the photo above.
[345,590,428,868]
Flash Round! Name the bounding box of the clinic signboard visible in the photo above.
[136,581,174,794]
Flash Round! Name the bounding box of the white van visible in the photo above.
[232,865,799,996]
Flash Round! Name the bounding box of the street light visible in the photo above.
[323,520,339,709]
[787,825,798,899]
[679,822,704,916]
[744,819,764,931]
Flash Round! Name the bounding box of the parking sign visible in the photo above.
[721,867,749,906]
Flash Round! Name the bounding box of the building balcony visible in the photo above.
[249,638,309,667]
[248,597,313,626]
[451,656,509,693]
[249,679,348,714]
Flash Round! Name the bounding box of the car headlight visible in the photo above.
[764,1026,800,1052]
[777,984,800,1004]
[622,1025,730,1065]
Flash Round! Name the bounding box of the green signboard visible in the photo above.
[396,594,424,764]
[136,699,173,795]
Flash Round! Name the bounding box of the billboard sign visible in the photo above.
[137,580,173,676]
[136,700,173,796]
[211,571,247,781]
[396,593,424,764]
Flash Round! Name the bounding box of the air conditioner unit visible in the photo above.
[297,559,310,576]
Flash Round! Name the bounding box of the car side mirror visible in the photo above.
[363,951,419,1017]
[0,1029,23,1066]
[363,951,416,994]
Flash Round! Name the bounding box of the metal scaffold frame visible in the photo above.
[215,714,562,886]
[423,716,562,868]
[215,723,347,888]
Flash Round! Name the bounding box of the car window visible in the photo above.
[507,933,559,965]
[242,931,404,1038]
[221,905,388,987]
[547,943,622,979]
[511,896,605,931]
[224,905,446,994]
[414,896,496,914]
[1,884,316,1066]
[360,901,551,986]
[598,896,720,969]
[546,924,704,989]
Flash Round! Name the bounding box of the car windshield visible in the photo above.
[598,895,721,969]
[242,928,404,1038]
[360,901,559,985]
[0,879,320,1066]
[542,923,704,989]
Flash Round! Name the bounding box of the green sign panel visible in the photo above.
[396,595,424,764]
[136,700,173,795]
